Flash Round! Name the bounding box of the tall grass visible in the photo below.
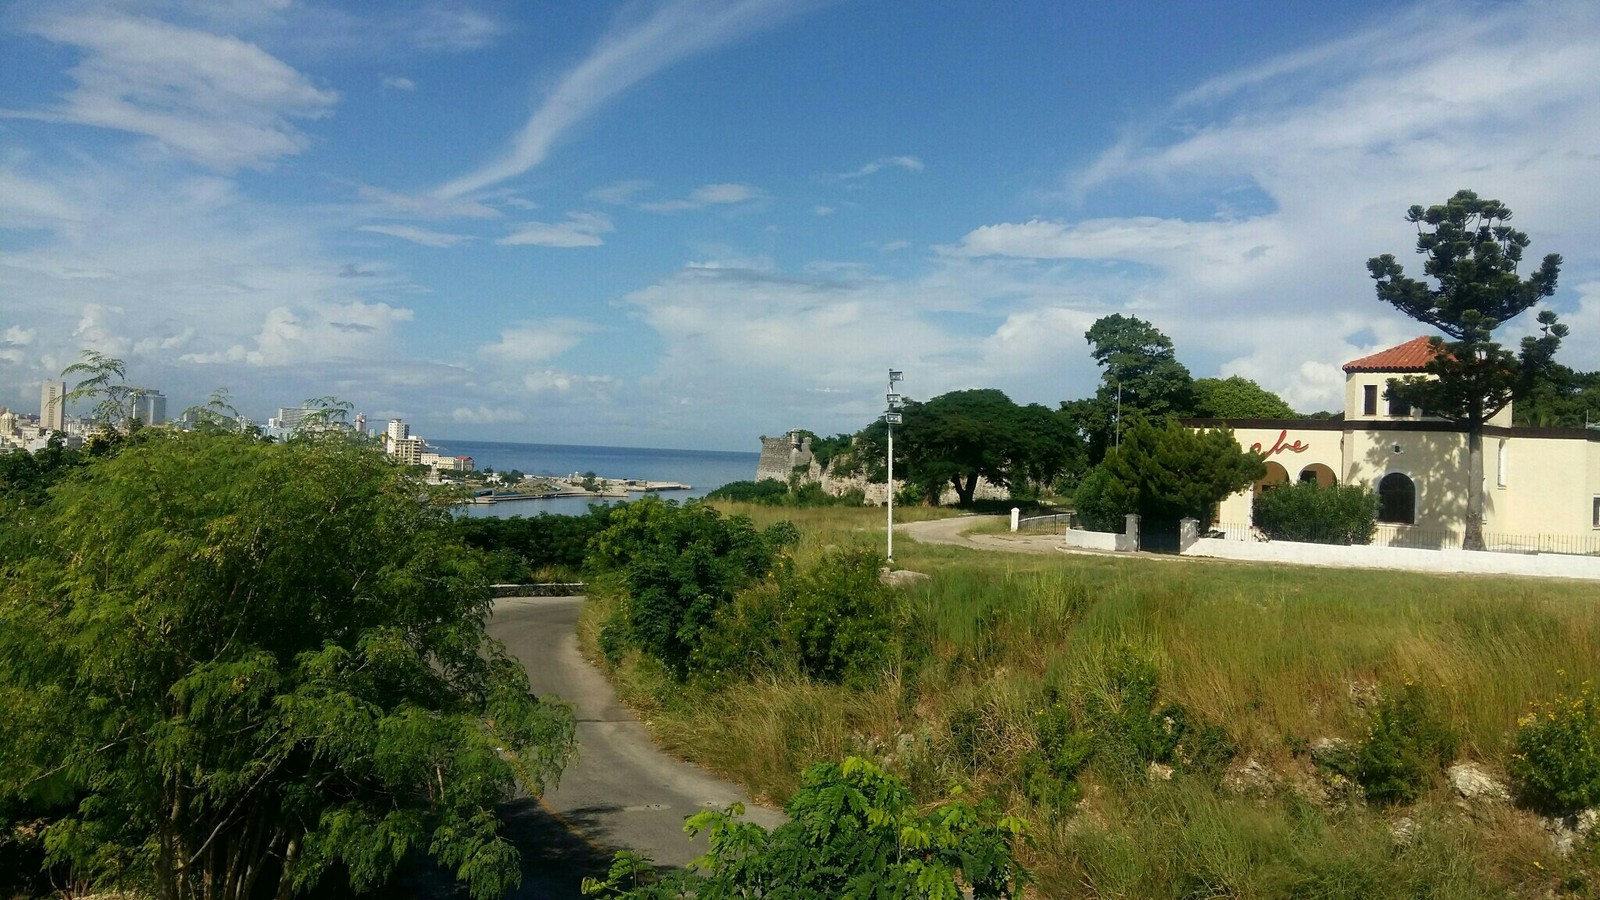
[587,506,1600,897]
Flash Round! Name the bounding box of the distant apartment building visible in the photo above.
[40,380,66,432]
[385,419,409,445]
[132,390,167,426]
[420,451,475,472]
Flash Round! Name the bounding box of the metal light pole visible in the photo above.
[885,370,904,565]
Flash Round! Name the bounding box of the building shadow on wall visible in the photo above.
[1358,424,1471,551]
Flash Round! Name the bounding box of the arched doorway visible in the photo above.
[1377,472,1416,525]
[1299,463,1336,487]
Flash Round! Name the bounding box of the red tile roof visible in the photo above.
[1342,336,1442,373]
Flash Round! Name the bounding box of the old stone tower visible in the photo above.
[755,430,819,483]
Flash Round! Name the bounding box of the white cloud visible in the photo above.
[381,75,417,91]
[478,320,596,365]
[355,185,500,219]
[590,179,652,205]
[19,11,338,170]
[637,182,767,212]
[434,0,821,198]
[358,224,474,248]
[451,406,527,424]
[946,1,1600,413]
[828,155,924,180]
[521,370,622,396]
[497,212,614,247]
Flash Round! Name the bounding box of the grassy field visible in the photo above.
[581,504,1600,897]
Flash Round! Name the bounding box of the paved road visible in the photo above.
[487,596,784,898]
[898,514,1072,554]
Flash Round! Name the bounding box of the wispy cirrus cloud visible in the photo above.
[11,11,337,171]
[434,0,825,199]
[637,182,767,212]
[826,155,924,180]
[497,212,614,247]
[358,224,474,248]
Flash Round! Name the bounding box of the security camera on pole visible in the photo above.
[885,370,903,565]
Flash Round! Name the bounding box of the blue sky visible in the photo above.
[4,0,1600,451]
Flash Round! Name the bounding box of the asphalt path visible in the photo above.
[487,596,784,898]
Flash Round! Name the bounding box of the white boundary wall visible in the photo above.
[1182,537,1600,581]
[1062,530,1138,552]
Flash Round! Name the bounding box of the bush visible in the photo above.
[1252,480,1378,544]
[586,498,797,679]
[1510,684,1600,814]
[1072,466,1135,532]
[699,547,899,686]
[1354,681,1457,804]
[705,478,864,507]
[453,506,615,582]
[1084,648,1234,779]
[1019,699,1095,813]
[582,757,1030,899]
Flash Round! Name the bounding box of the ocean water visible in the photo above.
[433,439,760,518]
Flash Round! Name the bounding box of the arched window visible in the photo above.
[1377,473,1416,525]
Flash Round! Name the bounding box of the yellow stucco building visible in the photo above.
[1194,337,1600,551]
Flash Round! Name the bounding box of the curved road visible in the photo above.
[488,596,784,898]
[898,514,1069,554]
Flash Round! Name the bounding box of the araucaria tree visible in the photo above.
[1368,189,1565,550]
[0,431,575,899]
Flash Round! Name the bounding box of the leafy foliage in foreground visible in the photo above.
[1511,684,1600,815]
[582,757,1029,899]
[0,431,575,900]
[705,478,865,507]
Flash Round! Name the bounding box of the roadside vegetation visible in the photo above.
[583,501,1600,898]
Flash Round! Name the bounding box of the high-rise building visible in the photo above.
[133,390,167,426]
[40,380,66,432]
[386,419,409,444]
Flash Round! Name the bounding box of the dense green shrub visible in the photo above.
[582,757,1029,899]
[699,547,898,686]
[1510,684,1600,814]
[1084,648,1235,779]
[453,505,615,581]
[705,478,865,507]
[1252,480,1378,544]
[1018,699,1095,813]
[1071,466,1135,532]
[586,498,797,679]
[1354,681,1457,804]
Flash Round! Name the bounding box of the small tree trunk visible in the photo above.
[952,474,976,506]
[1463,427,1486,551]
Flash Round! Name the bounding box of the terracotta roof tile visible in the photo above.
[1342,336,1442,373]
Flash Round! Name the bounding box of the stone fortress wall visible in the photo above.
[755,428,1006,506]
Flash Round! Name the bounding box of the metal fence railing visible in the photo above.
[1016,513,1075,533]
[1207,522,1600,557]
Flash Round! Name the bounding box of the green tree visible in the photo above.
[587,498,797,679]
[1069,315,1197,464]
[898,389,1079,505]
[1514,364,1600,427]
[1368,189,1565,550]
[1252,480,1378,544]
[60,350,146,432]
[582,757,1029,899]
[1191,375,1297,419]
[0,431,575,900]
[1099,417,1265,528]
[180,388,242,434]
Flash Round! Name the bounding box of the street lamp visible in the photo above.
[886,369,904,565]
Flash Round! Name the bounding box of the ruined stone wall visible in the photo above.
[755,430,819,484]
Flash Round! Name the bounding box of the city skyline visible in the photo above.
[4,1,1600,451]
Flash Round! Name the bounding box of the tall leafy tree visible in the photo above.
[1069,315,1196,463]
[1191,376,1297,419]
[1367,189,1565,550]
[60,350,146,432]
[0,431,575,899]
[897,389,1078,505]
